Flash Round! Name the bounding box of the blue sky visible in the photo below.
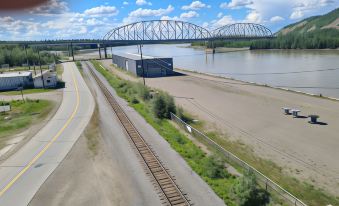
[0,0,338,40]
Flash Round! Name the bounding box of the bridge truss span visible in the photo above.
[213,23,273,39]
[103,20,212,42]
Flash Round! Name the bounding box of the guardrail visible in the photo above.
[170,113,307,206]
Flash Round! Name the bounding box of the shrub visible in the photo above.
[152,92,176,119]
[136,83,151,101]
[131,97,139,104]
[202,155,229,179]
[234,170,270,206]
[75,61,82,69]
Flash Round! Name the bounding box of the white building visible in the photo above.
[33,72,58,88]
[0,72,33,91]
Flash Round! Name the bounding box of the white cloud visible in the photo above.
[30,0,68,15]
[129,5,174,17]
[123,1,129,5]
[136,0,152,6]
[84,6,119,17]
[202,22,209,28]
[212,15,236,28]
[160,16,180,21]
[290,10,303,19]
[217,12,223,18]
[220,0,253,9]
[270,16,285,22]
[86,18,104,26]
[180,11,200,19]
[243,0,338,23]
[182,1,211,10]
[245,10,262,23]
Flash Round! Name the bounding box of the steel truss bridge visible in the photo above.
[0,20,274,60]
[103,20,273,42]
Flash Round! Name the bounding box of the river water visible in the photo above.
[108,44,339,99]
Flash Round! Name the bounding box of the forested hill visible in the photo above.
[196,8,339,49]
[250,8,339,49]
[278,8,339,36]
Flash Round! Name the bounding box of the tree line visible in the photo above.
[0,46,58,67]
[193,28,339,49]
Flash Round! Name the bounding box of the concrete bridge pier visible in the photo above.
[98,44,102,59]
[104,45,107,59]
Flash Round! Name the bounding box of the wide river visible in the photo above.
[107,44,339,99]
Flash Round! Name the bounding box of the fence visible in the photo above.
[170,113,307,206]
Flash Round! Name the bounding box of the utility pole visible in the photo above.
[67,44,70,57]
[38,51,45,89]
[71,42,74,61]
[20,87,24,102]
[139,44,145,86]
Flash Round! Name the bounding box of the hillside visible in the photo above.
[252,8,339,49]
[279,8,339,35]
[194,8,339,49]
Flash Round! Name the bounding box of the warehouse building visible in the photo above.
[0,72,33,91]
[112,53,173,77]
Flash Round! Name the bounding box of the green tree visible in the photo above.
[234,170,270,206]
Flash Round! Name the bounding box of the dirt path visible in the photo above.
[101,59,339,195]
[30,112,139,206]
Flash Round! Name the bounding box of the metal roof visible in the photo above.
[113,52,168,60]
[0,71,32,78]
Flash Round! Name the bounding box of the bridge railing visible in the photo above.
[170,113,307,206]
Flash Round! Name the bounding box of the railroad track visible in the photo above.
[86,62,191,206]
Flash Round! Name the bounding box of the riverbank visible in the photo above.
[100,59,339,200]
[185,45,250,53]
[175,68,339,102]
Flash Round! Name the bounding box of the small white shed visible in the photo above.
[34,72,58,88]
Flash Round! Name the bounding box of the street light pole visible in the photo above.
[139,44,145,86]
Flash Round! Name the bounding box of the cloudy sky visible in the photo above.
[0,0,338,40]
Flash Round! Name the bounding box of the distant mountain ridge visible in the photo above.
[278,8,339,35]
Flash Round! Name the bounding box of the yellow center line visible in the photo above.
[0,64,80,197]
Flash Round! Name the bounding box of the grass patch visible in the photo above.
[2,66,49,72]
[0,99,54,149]
[90,60,273,206]
[0,88,55,96]
[84,106,100,156]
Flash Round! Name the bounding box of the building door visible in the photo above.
[125,60,129,71]
[147,64,162,77]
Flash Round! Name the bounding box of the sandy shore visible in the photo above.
[101,59,339,195]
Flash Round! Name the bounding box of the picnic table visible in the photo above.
[308,115,319,124]
[282,107,291,115]
[291,109,301,118]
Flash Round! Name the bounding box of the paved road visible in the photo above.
[0,62,95,206]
